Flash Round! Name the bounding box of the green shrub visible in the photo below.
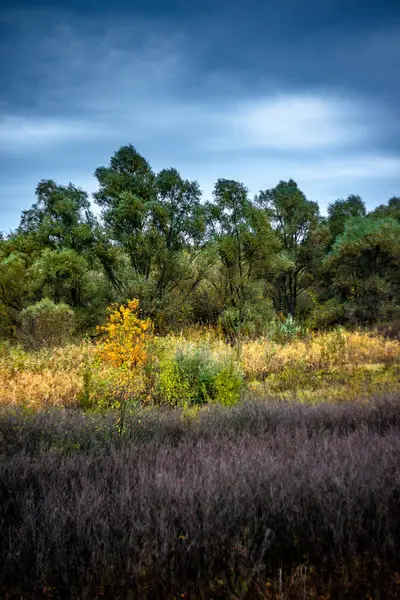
[309,298,345,329]
[269,314,301,343]
[158,341,243,406]
[212,361,245,406]
[20,298,75,349]
[218,301,275,342]
[218,307,241,343]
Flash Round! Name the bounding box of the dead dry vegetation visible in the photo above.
[1,396,400,599]
[0,329,398,409]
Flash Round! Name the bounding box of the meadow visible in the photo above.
[1,326,399,410]
[1,396,400,599]
[0,303,400,598]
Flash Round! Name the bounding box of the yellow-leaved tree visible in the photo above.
[95,300,154,427]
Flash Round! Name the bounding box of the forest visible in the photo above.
[0,143,399,340]
[0,144,400,599]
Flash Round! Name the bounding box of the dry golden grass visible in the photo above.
[0,329,398,409]
[242,330,399,402]
[1,370,82,409]
[0,343,103,409]
[241,330,399,379]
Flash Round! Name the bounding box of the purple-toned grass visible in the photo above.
[0,394,400,599]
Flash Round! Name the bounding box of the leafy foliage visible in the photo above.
[19,179,95,252]
[95,300,154,411]
[325,217,400,323]
[0,143,398,336]
[256,179,323,316]
[158,339,243,406]
[20,298,75,349]
[327,194,366,241]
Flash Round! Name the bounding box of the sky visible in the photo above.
[0,0,399,231]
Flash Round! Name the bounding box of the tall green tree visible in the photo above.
[0,231,45,336]
[369,197,400,222]
[94,146,208,323]
[14,179,113,329]
[327,195,366,241]
[19,179,95,252]
[0,249,30,337]
[151,168,206,303]
[94,145,156,278]
[211,179,281,338]
[256,179,322,316]
[324,216,400,323]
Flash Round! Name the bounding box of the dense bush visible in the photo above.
[20,298,75,349]
[0,395,400,598]
[157,340,243,406]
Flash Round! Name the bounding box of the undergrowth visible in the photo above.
[0,326,398,409]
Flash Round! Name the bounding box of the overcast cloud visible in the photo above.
[0,0,399,229]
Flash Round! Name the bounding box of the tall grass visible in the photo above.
[0,329,399,409]
[1,395,400,598]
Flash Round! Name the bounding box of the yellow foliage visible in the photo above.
[96,300,153,370]
[95,300,154,403]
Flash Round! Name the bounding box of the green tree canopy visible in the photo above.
[0,142,398,337]
[94,146,208,323]
[327,194,366,241]
[19,179,95,252]
[369,197,400,222]
[325,217,400,323]
[256,179,322,316]
[211,179,281,338]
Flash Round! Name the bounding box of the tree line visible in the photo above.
[1,144,399,339]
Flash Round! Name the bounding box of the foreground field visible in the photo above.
[1,396,400,599]
[1,326,399,598]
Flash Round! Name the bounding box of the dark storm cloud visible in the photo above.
[0,0,399,230]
